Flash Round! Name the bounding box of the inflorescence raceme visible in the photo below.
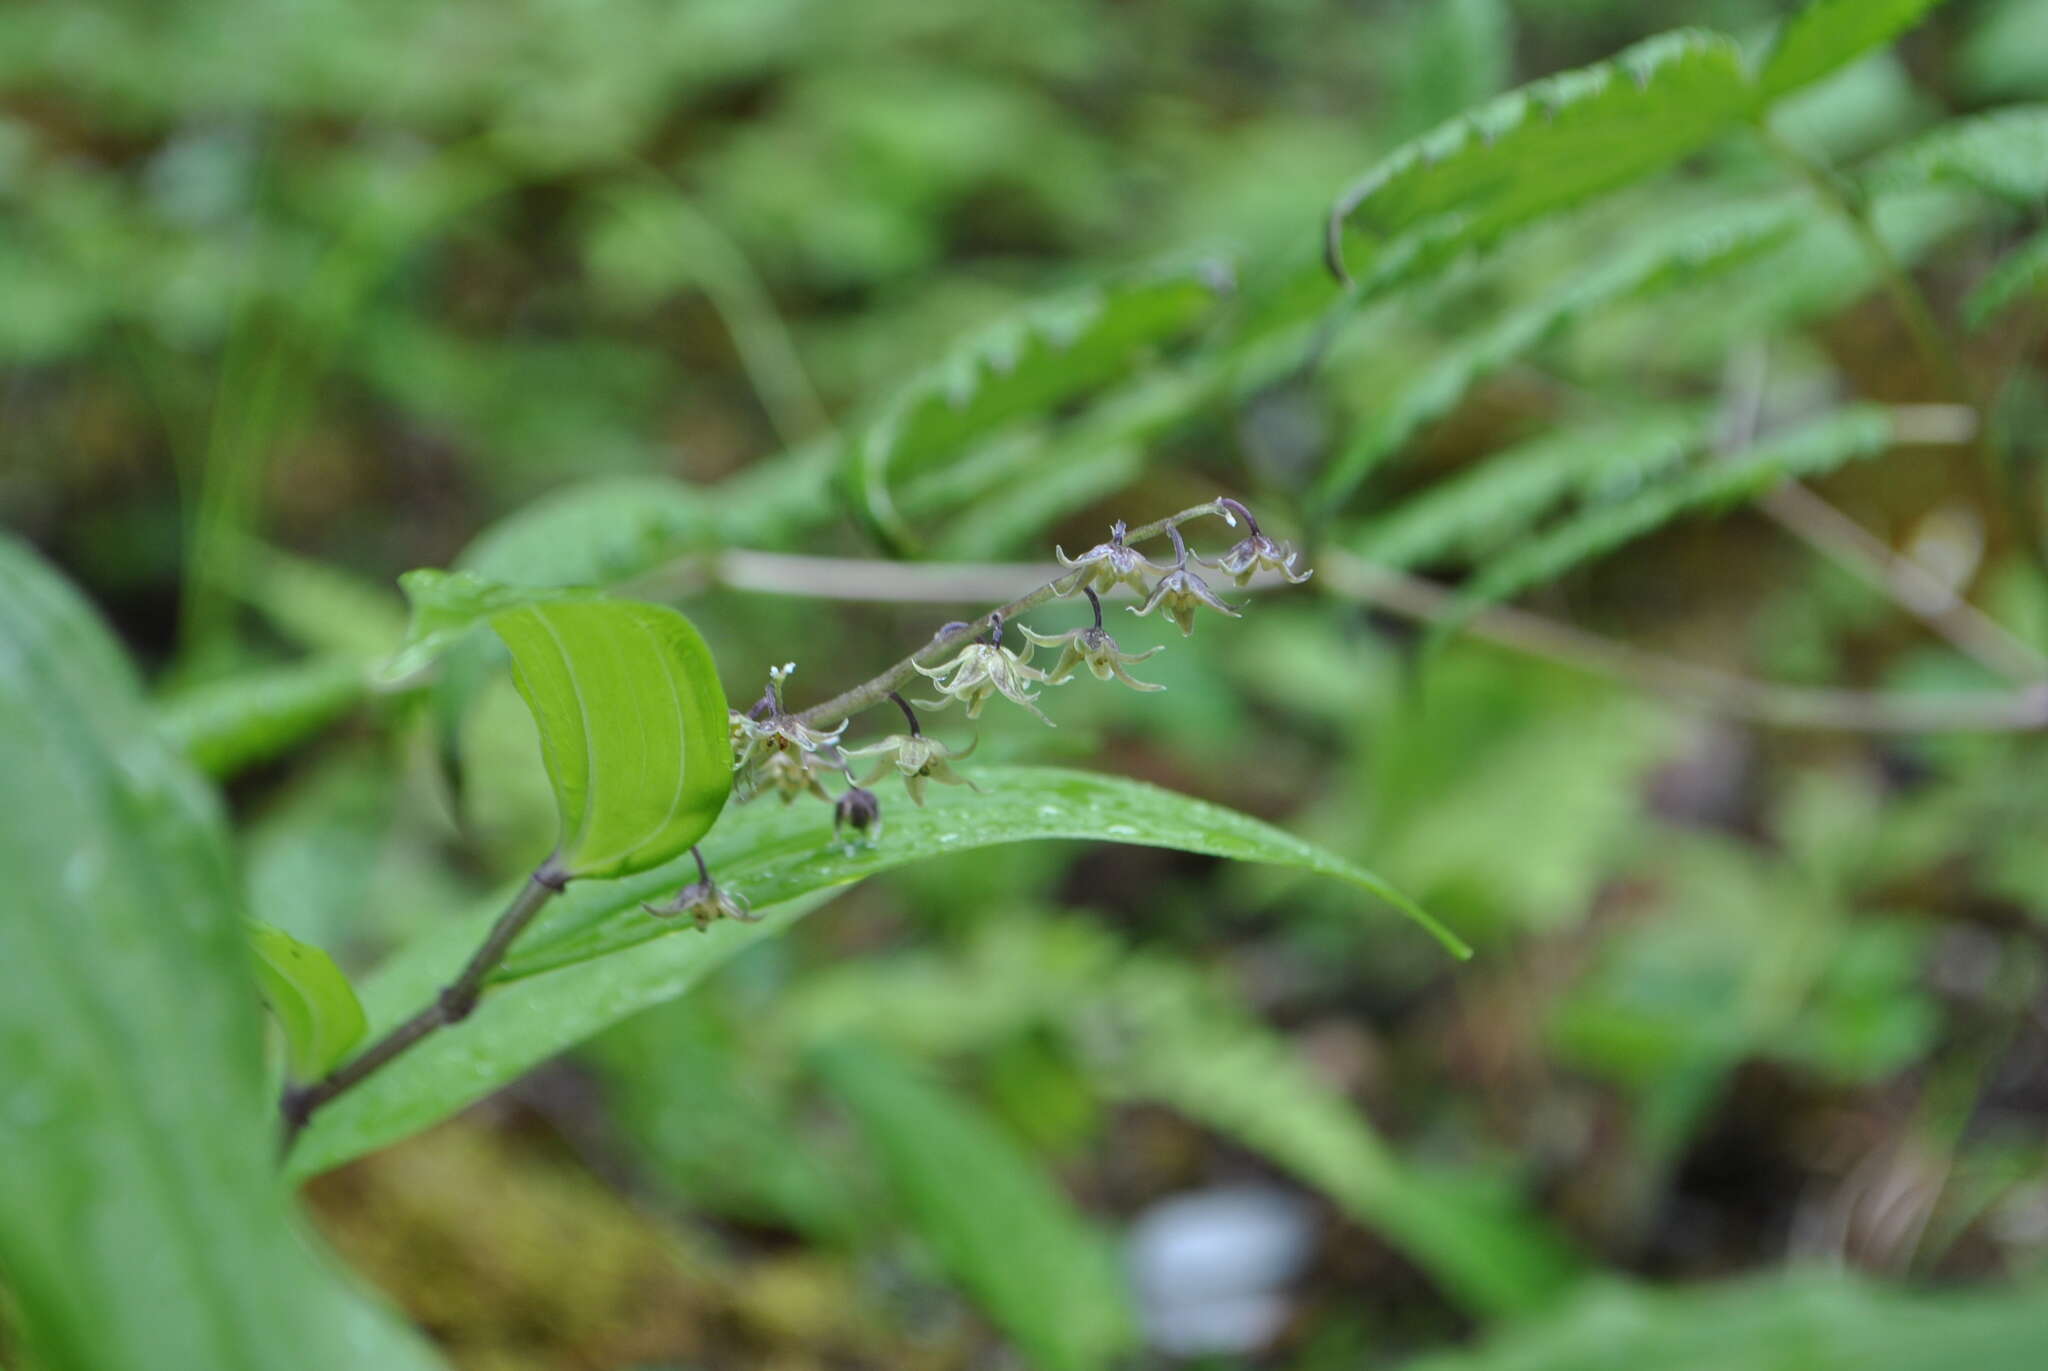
[658,499,1309,929]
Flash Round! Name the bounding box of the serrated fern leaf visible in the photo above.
[1325,31,1751,301]
[839,265,1228,553]
[1350,408,1712,571]
[1439,406,1895,637]
[1757,0,1953,104]
[1315,203,1794,510]
[1865,105,2048,208]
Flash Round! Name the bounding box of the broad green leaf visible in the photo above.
[1438,406,1895,638]
[1313,203,1791,509]
[248,922,369,1080]
[838,264,1228,552]
[1865,105,2048,207]
[233,543,408,659]
[1966,223,2048,329]
[0,536,440,1371]
[1405,1271,2048,1371]
[813,1040,1135,1371]
[286,766,1453,1179]
[1349,409,1711,571]
[490,598,732,882]
[1757,0,1953,105]
[155,656,368,778]
[1325,31,1751,300]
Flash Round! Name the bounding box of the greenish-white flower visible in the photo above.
[1053,520,1165,598]
[844,732,980,806]
[1017,623,1164,691]
[912,640,1057,724]
[643,851,756,932]
[1201,530,1312,587]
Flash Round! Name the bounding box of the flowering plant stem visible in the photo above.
[279,864,565,1152]
[794,500,1231,728]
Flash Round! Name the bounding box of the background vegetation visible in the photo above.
[7,0,2048,1367]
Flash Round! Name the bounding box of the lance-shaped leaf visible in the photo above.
[1756,0,1953,105]
[0,535,440,1371]
[490,598,732,882]
[1325,31,1751,300]
[838,264,1229,552]
[286,767,1455,1179]
[248,922,369,1080]
[814,1039,1136,1371]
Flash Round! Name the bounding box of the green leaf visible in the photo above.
[1757,0,1952,105]
[1966,223,2048,329]
[1404,1271,2048,1371]
[507,765,1462,976]
[1314,202,1791,509]
[1865,105,2048,207]
[1349,409,1711,571]
[1326,31,1752,299]
[379,568,579,683]
[458,473,719,588]
[1438,406,1896,638]
[490,598,733,882]
[838,264,1228,552]
[0,536,440,1371]
[155,656,368,778]
[812,1039,1135,1371]
[1088,950,1585,1318]
[286,766,1452,1180]
[247,922,369,1080]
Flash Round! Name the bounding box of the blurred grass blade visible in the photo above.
[248,922,369,1080]
[1436,406,1896,642]
[288,766,1452,1179]
[812,1039,1135,1371]
[1864,105,2048,207]
[838,264,1228,553]
[1756,0,1952,104]
[156,656,368,778]
[490,599,733,881]
[1404,1271,2048,1371]
[1326,31,1750,300]
[0,536,441,1371]
[1966,224,2048,330]
[1089,951,1584,1318]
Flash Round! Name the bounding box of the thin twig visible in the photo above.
[1719,346,2046,684]
[279,864,566,1152]
[1318,553,2048,734]
[700,545,2048,734]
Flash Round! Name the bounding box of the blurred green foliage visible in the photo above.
[10,0,2048,1369]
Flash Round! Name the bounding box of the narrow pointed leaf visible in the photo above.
[839,265,1228,552]
[1325,31,1751,300]
[814,1039,1135,1371]
[156,656,368,778]
[248,922,369,1080]
[1757,0,1953,104]
[490,598,732,881]
[1436,406,1895,640]
[0,536,440,1371]
[286,766,1453,1179]
[1864,106,2048,207]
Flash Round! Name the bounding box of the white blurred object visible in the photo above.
[1126,1185,1316,1357]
